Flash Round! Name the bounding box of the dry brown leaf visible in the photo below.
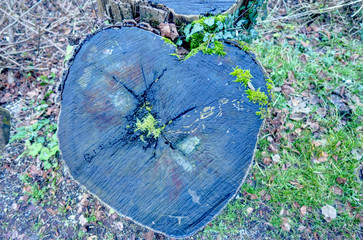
[45,208,57,215]
[114,221,124,231]
[262,194,271,201]
[332,186,343,196]
[300,41,309,48]
[281,218,291,231]
[79,214,87,226]
[288,71,296,82]
[159,23,178,40]
[247,207,254,215]
[263,157,272,165]
[144,230,154,240]
[250,194,258,200]
[293,202,300,208]
[298,225,306,232]
[300,205,307,217]
[272,154,280,163]
[290,113,306,121]
[336,177,347,184]
[321,205,337,222]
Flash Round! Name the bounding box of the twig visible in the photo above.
[260,0,363,23]
[0,0,44,36]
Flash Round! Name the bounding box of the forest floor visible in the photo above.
[0,0,362,239]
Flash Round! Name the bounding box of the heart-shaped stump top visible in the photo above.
[58,27,267,238]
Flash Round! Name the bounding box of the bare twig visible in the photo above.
[0,0,44,36]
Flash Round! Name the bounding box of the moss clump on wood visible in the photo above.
[230,66,252,87]
[135,113,165,139]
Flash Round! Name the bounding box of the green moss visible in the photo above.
[201,41,226,56]
[135,113,165,139]
[230,66,252,87]
[245,88,268,106]
[162,37,177,47]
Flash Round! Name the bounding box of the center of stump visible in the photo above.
[132,102,165,142]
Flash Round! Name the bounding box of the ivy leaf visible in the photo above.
[237,19,247,27]
[190,23,204,35]
[203,32,210,42]
[203,17,215,27]
[39,147,51,161]
[28,142,43,157]
[216,21,224,31]
[43,160,52,170]
[184,24,192,39]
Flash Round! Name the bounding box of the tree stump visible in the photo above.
[58,26,267,238]
[97,0,249,24]
[0,108,10,151]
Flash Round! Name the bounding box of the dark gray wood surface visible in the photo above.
[153,0,238,15]
[58,27,267,238]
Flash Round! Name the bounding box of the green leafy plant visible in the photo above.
[37,72,56,85]
[10,118,59,170]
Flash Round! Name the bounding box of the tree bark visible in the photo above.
[97,0,250,25]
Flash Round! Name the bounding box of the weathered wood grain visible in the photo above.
[58,27,267,238]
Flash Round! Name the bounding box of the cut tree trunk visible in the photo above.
[97,0,250,25]
[0,108,11,151]
[58,26,267,238]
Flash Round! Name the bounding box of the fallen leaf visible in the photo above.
[46,208,57,215]
[293,202,300,208]
[300,54,308,64]
[286,122,294,130]
[351,148,363,161]
[321,205,337,222]
[79,214,87,226]
[290,112,306,121]
[310,25,320,32]
[288,71,296,82]
[300,41,309,48]
[159,23,178,40]
[272,154,280,163]
[247,207,254,215]
[318,152,328,162]
[281,218,291,231]
[114,221,124,231]
[298,225,306,232]
[290,180,304,189]
[144,230,154,240]
[262,194,271,201]
[300,205,307,217]
[11,203,19,211]
[263,157,272,165]
[250,194,258,200]
[87,236,97,240]
[336,177,347,184]
[332,186,343,196]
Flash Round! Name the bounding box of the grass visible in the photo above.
[198,22,362,239]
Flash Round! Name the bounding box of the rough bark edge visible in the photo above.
[97,0,249,25]
[57,25,269,239]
